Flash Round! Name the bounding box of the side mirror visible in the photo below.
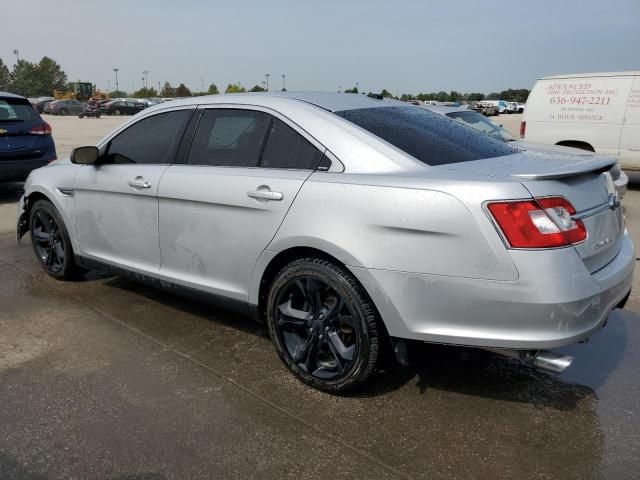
[70,146,99,165]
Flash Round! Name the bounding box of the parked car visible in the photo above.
[100,100,146,116]
[34,97,56,114]
[484,100,510,114]
[0,91,56,182]
[44,99,85,116]
[522,71,640,172]
[421,104,628,198]
[17,92,633,392]
[470,101,498,116]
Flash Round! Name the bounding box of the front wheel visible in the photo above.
[266,257,381,393]
[59,108,68,115]
[29,200,85,280]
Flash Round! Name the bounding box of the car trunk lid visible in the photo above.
[439,152,623,273]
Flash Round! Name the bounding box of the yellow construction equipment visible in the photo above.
[54,82,109,101]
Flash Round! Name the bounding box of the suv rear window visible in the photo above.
[0,98,37,122]
[335,106,516,165]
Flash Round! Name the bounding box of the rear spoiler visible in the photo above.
[511,157,615,181]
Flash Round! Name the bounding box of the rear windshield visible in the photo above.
[335,106,516,165]
[0,98,37,122]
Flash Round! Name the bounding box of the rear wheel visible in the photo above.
[59,108,68,115]
[114,109,121,116]
[29,200,85,280]
[266,257,381,393]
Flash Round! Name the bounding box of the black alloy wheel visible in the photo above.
[29,200,84,280]
[267,258,381,393]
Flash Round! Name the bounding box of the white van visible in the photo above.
[484,100,510,114]
[522,71,640,171]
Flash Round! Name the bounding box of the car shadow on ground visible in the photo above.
[95,274,604,411]
[0,182,24,205]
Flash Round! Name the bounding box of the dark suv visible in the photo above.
[0,92,56,182]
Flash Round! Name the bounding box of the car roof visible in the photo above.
[540,71,640,80]
[150,91,406,113]
[0,91,27,100]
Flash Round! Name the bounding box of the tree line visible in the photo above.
[0,55,529,103]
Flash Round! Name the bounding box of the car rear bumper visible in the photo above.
[0,158,52,182]
[351,231,634,349]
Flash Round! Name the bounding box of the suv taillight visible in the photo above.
[488,197,586,248]
[29,122,52,135]
[519,121,526,139]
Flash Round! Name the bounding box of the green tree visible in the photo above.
[400,93,415,101]
[344,86,358,94]
[35,57,67,96]
[380,89,393,98]
[0,58,10,91]
[449,91,461,102]
[249,84,266,92]
[161,81,174,97]
[468,92,485,101]
[207,83,219,95]
[225,83,246,93]
[175,83,192,97]
[132,87,158,98]
[499,88,530,102]
[486,92,500,100]
[9,60,39,96]
[109,90,128,98]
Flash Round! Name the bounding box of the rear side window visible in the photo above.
[335,106,516,165]
[187,109,271,167]
[105,110,191,164]
[0,98,37,122]
[260,118,323,169]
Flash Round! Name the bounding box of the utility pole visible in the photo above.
[13,50,19,64]
[265,73,270,91]
[113,68,119,93]
[281,74,286,91]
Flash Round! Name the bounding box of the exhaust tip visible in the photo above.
[533,351,574,374]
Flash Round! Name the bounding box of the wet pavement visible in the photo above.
[1,187,640,479]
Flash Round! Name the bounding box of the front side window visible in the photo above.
[260,118,323,169]
[335,106,516,166]
[104,110,191,164]
[187,109,271,167]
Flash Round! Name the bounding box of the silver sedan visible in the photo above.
[17,92,634,392]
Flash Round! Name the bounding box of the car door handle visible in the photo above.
[128,178,152,189]
[247,189,284,201]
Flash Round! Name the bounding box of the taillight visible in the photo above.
[519,121,526,138]
[29,122,52,135]
[487,197,586,248]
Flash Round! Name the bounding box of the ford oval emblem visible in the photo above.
[608,193,620,210]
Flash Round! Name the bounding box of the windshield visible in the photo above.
[335,106,516,166]
[0,98,37,123]
[446,110,516,142]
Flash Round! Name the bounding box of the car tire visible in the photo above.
[59,108,68,115]
[114,109,121,116]
[266,257,381,393]
[29,200,86,280]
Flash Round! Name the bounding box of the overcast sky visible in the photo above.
[2,0,639,94]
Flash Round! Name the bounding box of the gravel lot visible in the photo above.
[1,111,640,479]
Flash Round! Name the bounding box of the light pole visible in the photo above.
[142,70,149,89]
[281,74,286,91]
[265,73,270,91]
[113,68,119,93]
[13,49,19,64]
[201,78,204,92]
[158,82,161,95]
